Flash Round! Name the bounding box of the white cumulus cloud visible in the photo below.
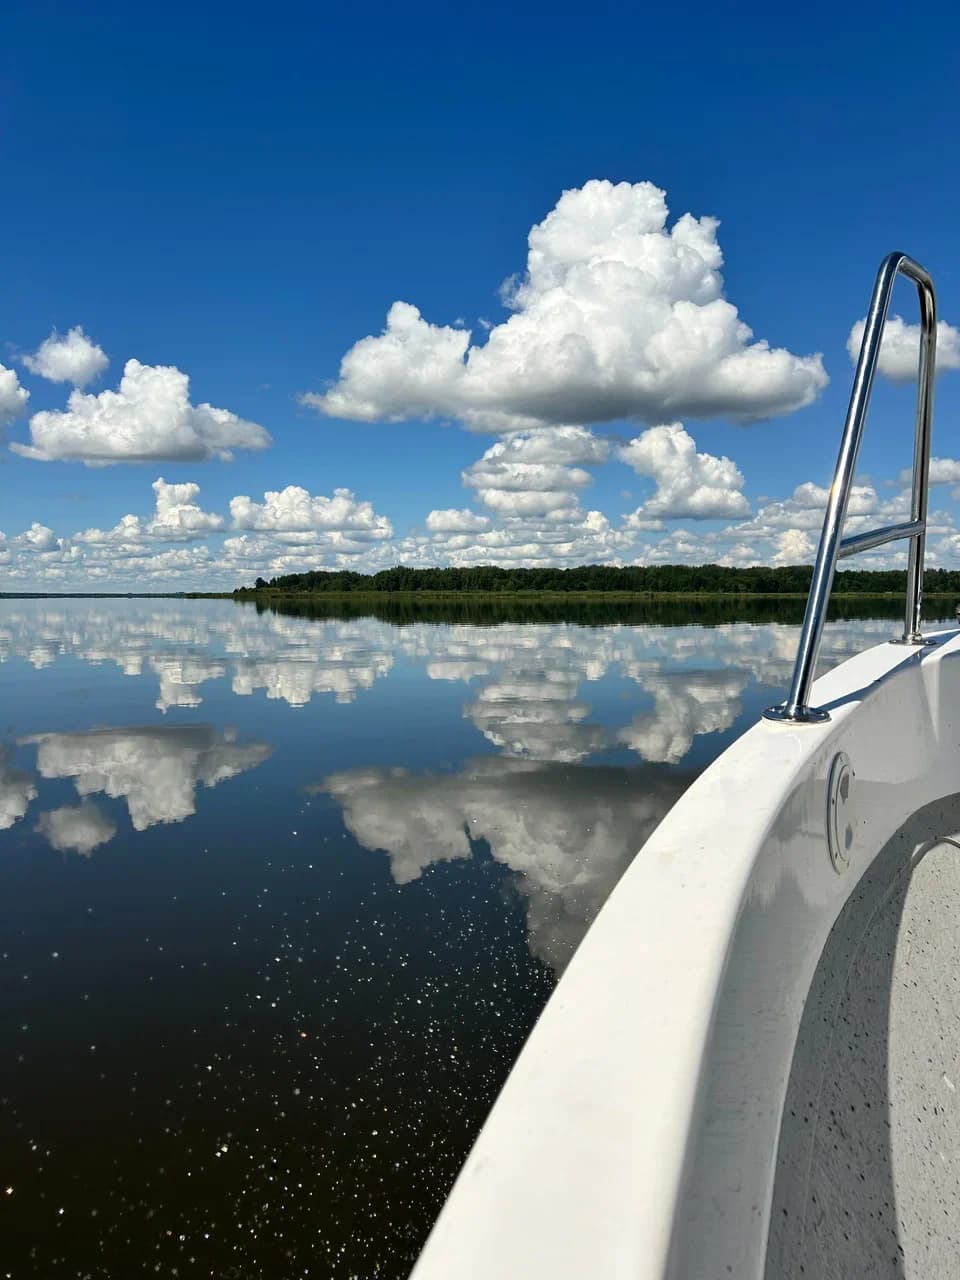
[847,314,960,382]
[773,527,815,565]
[465,458,590,494]
[619,423,750,519]
[304,179,827,431]
[462,432,597,519]
[75,478,223,544]
[491,426,611,465]
[0,364,29,426]
[148,478,224,539]
[899,456,960,488]
[425,508,490,532]
[399,500,631,568]
[75,514,144,546]
[22,326,109,387]
[14,522,61,552]
[737,480,878,535]
[12,359,271,464]
[230,485,393,538]
[473,488,582,517]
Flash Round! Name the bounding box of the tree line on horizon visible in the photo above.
[233,564,960,596]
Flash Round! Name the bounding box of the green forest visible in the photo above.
[234,564,960,597]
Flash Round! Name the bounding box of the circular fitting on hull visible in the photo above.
[827,751,854,873]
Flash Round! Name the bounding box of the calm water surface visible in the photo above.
[0,597,952,1277]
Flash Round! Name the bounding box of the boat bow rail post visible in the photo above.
[764,252,938,724]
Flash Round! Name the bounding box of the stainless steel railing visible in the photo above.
[764,252,938,724]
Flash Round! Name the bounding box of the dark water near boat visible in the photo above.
[0,597,954,1277]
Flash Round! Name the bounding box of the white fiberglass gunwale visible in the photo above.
[411,626,960,1279]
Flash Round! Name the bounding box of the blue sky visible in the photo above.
[2,0,960,589]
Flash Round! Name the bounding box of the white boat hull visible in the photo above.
[412,628,960,1278]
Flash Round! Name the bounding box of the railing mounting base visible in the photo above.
[762,705,831,724]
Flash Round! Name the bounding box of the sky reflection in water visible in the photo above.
[0,597,946,1276]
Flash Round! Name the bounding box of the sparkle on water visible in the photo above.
[0,596,949,1277]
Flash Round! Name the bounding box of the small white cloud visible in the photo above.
[619,423,750,519]
[772,528,815,565]
[492,427,611,466]
[0,364,29,426]
[75,514,144,546]
[399,501,630,569]
[77,478,223,545]
[461,433,596,518]
[425,508,490,532]
[22,326,109,387]
[737,480,877,535]
[789,480,831,509]
[12,359,271,465]
[14,522,61,552]
[636,526,716,564]
[899,456,960,487]
[464,458,591,494]
[230,485,393,538]
[847,314,960,382]
[148,478,224,540]
[304,179,827,431]
[472,488,581,517]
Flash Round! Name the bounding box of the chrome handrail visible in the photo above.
[764,252,937,724]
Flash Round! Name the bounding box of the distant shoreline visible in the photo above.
[3,590,960,602]
[0,592,234,600]
[234,589,957,601]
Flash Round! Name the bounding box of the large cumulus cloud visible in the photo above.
[304,179,827,431]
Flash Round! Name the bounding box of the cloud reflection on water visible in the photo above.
[0,601,927,962]
[318,757,689,971]
[36,801,117,855]
[0,603,905,741]
[618,670,747,764]
[25,725,272,836]
[0,752,37,830]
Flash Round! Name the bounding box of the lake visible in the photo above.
[0,595,954,1277]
